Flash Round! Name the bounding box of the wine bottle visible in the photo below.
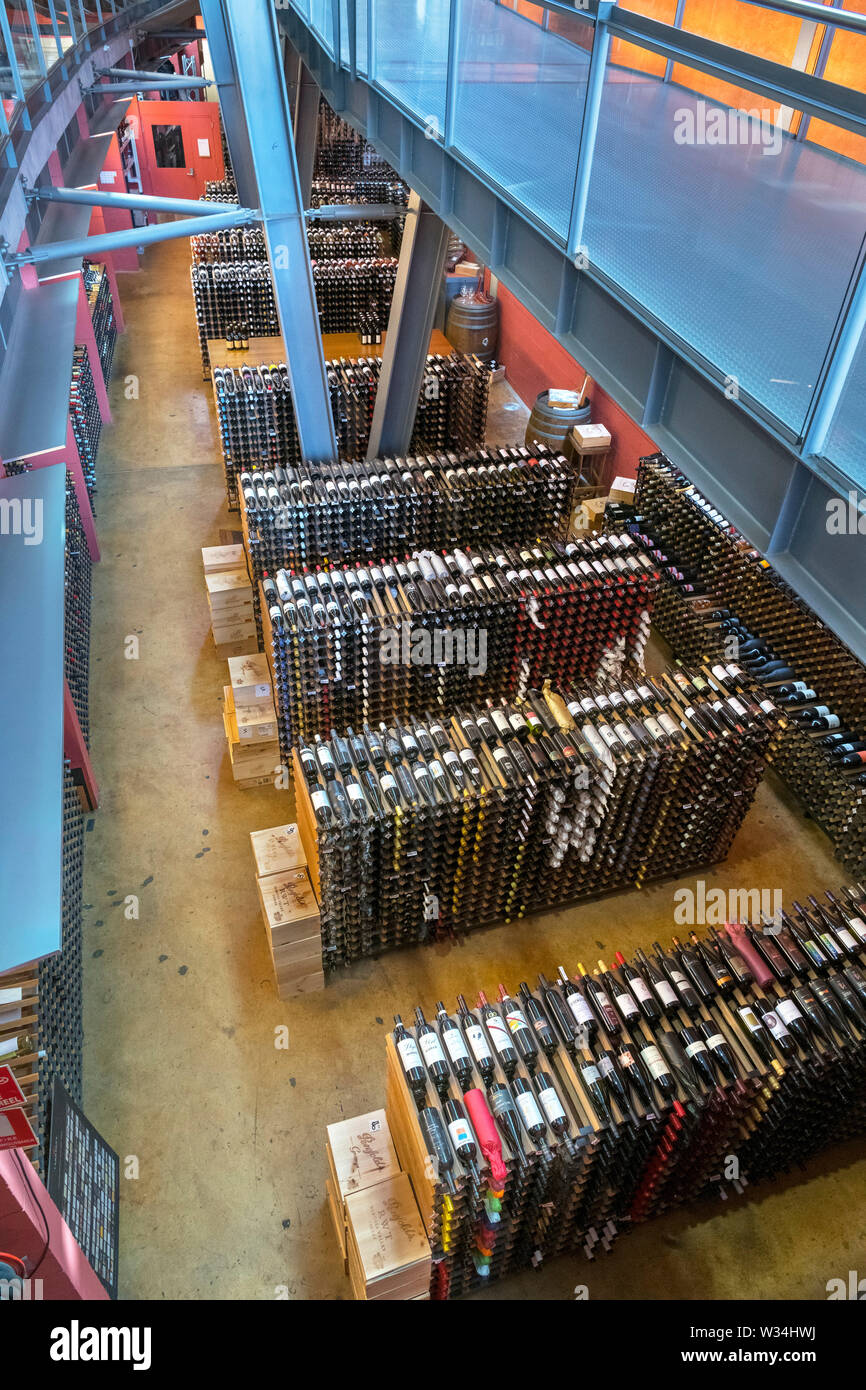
[393,1015,426,1099]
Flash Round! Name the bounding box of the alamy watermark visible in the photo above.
[673,880,782,926]
[826,490,866,535]
[674,100,783,157]
[0,496,43,546]
[379,621,487,675]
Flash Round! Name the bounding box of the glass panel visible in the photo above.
[356,0,367,75]
[805,22,866,167]
[453,0,590,239]
[152,123,186,168]
[6,7,46,88]
[825,334,866,490]
[292,0,311,18]
[310,0,333,53]
[582,50,866,433]
[678,0,804,68]
[373,0,450,130]
[51,6,77,53]
[341,0,348,66]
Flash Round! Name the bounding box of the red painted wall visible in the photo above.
[493,281,657,484]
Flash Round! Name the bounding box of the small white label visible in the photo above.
[448,1118,472,1150]
[705,1033,726,1050]
[418,1032,447,1067]
[347,783,364,802]
[397,1036,422,1070]
[776,998,803,1025]
[537,1086,566,1125]
[515,1091,544,1133]
[442,1028,470,1064]
[685,1040,708,1058]
[581,1064,601,1085]
[640,1045,668,1080]
[465,1023,492,1062]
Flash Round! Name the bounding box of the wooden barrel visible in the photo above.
[445,294,500,363]
[524,391,591,453]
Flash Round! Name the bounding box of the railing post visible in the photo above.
[801,256,866,461]
[443,0,461,149]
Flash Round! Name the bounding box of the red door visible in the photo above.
[131,99,223,200]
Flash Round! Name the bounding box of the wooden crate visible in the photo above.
[202,543,245,574]
[249,823,306,880]
[344,1173,431,1300]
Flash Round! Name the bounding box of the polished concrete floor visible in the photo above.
[83,236,866,1301]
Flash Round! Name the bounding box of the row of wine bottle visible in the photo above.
[261,533,654,746]
[630,455,866,875]
[296,668,777,966]
[240,444,579,575]
[388,882,866,1293]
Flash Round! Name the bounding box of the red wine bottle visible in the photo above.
[394,1014,426,1099]
[414,1006,451,1095]
[478,991,518,1078]
[456,994,495,1084]
[436,1002,473,1090]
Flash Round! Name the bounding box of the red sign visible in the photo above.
[0,1104,37,1151]
[0,1064,26,1113]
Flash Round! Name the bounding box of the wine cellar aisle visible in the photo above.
[81,237,866,1302]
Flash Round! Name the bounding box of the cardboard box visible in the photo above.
[202,544,245,574]
[206,569,253,610]
[257,867,320,948]
[250,824,306,880]
[228,653,273,707]
[326,1110,399,1202]
[572,421,612,452]
[609,474,636,504]
[344,1174,431,1300]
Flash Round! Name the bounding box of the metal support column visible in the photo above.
[295,63,321,211]
[367,193,451,459]
[566,3,612,262]
[767,461,811,555]
[200,0,337,461]
[198,0,259,215]
[801,257,866,460]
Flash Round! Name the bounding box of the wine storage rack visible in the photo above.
[262,535,656,759]
[385,882,866,1297]
[191,223,387,265]
[64,470,93,747]
[82,260,117,386]
[69,344,102,517]
[292,671,775,969]
[191,257,398,376]
[214,353,491,509]
[632,454,866,876]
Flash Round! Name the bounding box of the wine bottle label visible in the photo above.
[537,1086,566,1125]
[614,991,639,1018]
[711,665,729,682]
[630,978,654,1004]
[380,773,397,792]
[566,993,595,1026]
[581,1064,601,1085]
[442,1029,470,1064]
[761,1011,790,1040]
[397,1036,423,1070]
[644,716,666,741]
[599,725,620,749]
[465,1023,492,1062]
[658,712,681,736]
[655,980,678,1008]
[640,1045,669,1080]
[705,1033,726,1051]
[448,1118,472,1150]
[515,1091,544,1132]
[317,747,335,768]
[504,1005,529,1034]
[428,760,444,779]
[845,916,866,942]
[737,1007,761,1033]
[619,1049,634,1067]
[459,747,475,764]
[759,700,776,713]
[836,927,858,950]
[597,1056,615,1077]
[347,783,364,802]
[485,1014,513,1053]
[685,1040,708,1057]
[728,697,747,716]
[776,998,803,1024]
[418,1032,447,1067]
[311,790,329,812]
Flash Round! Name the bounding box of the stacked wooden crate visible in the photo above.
[250,822,324,997]
[202,544,258,657]
[325,1108,431,1299]
[223,653,280,789]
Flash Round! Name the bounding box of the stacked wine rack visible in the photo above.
[191,223,387,265]
[292,671,776,969]
[203,176,237,202]
[240,446,577,572]
[69,345,102,516]
[315,102,397,181]
[263,535,656,757]
[82,260,117,385]
[632,453,866,876]
[64,472,93,747]
[191,257,398,375]
[214,353,491,508]
[310,177,409,209]
[385,880,866,1297]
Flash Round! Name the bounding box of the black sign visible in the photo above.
[47,1079,119,1298]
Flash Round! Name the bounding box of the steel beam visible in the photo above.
[33,185,251,217]
[367,193,451,459]
[87,79,211,94]
[295,62,321,211]
[566,4,612,262]
[201,0,337,462]
[198,0,259,212]
[802,257,866,460]
[7,207,258,266]
[95,65,208,81]
[306,203,402,221]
